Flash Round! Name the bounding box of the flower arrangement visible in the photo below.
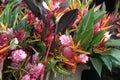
[0,0,120,80]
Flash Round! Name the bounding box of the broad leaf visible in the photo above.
[91,57,103,77]
[76,8,94,35]
[106,39,120,47]
[57,9,78,34]
[91,31,105,46]
[100,55,112,72]
[108,49,120,62]
[94,10,106,24]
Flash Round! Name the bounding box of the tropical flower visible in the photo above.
[15,29,25,42]
[29,63,44,79]
[1,0,120,80]
[62,46,74,59]
[77,54,89,63]
[10,49,27,63]
[59,35,72,46]
[21,74,30,80]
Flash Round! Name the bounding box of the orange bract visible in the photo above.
[69,36,90,54]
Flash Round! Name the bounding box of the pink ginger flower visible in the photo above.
[77,54,89,63]
[59,35,72,46]
[31,54,38,64]
[51,0,65,11]
[30,78,36,80]
[21,74,30,80]
[25,62,33,70]
[10,49,27,63]
[0,29,9,65]
[0,32,8,47]
[62,47,74,59]
[94,22,100,35]
[29,63,44,79]
[15,29,25,42]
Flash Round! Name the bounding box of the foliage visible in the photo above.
[0,0,120,80]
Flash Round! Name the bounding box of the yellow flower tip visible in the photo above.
[94,4,101,12]
[0,22,7,30]
[76,49,90,54]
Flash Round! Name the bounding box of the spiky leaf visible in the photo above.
[91,31,105,46]
[94,10,106,24]
[80,29,93,50]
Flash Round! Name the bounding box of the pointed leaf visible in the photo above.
[91,31,105,45]
[57,9,78,34]
[80,29,93,50]
[91,58,103,77]
[46,62,57,71]
[100,55,112,72]
[94,10,106,24]
[76,8,94,35]
[11,7,20,29]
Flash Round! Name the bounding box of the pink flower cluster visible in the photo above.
[10,49,27,64]
[59,35,72,46]
[21,63,44,80]
[77,54,89,63]
[0,30,8,47]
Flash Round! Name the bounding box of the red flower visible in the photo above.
[27,10,35,24]
[15,29,25,42]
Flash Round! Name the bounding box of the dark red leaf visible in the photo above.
[57,9,78,34]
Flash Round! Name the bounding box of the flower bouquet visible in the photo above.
[0,0,120,80]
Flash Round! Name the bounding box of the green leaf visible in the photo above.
[100,55,112,72]
[15,17,28,31]
[101,2,106,11]
[94,10,106,24]
[11,7,20,29]
[91,31,105,46]
[109,49,120,62]
[35,42,46,56]
[76,8,94,33]
[106,39,120,47]
[0,0,21,26]
[91,58,103,77]
[46,62,57,71]
[80,29,93,50]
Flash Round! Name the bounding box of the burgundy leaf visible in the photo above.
[57,9,78,34]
